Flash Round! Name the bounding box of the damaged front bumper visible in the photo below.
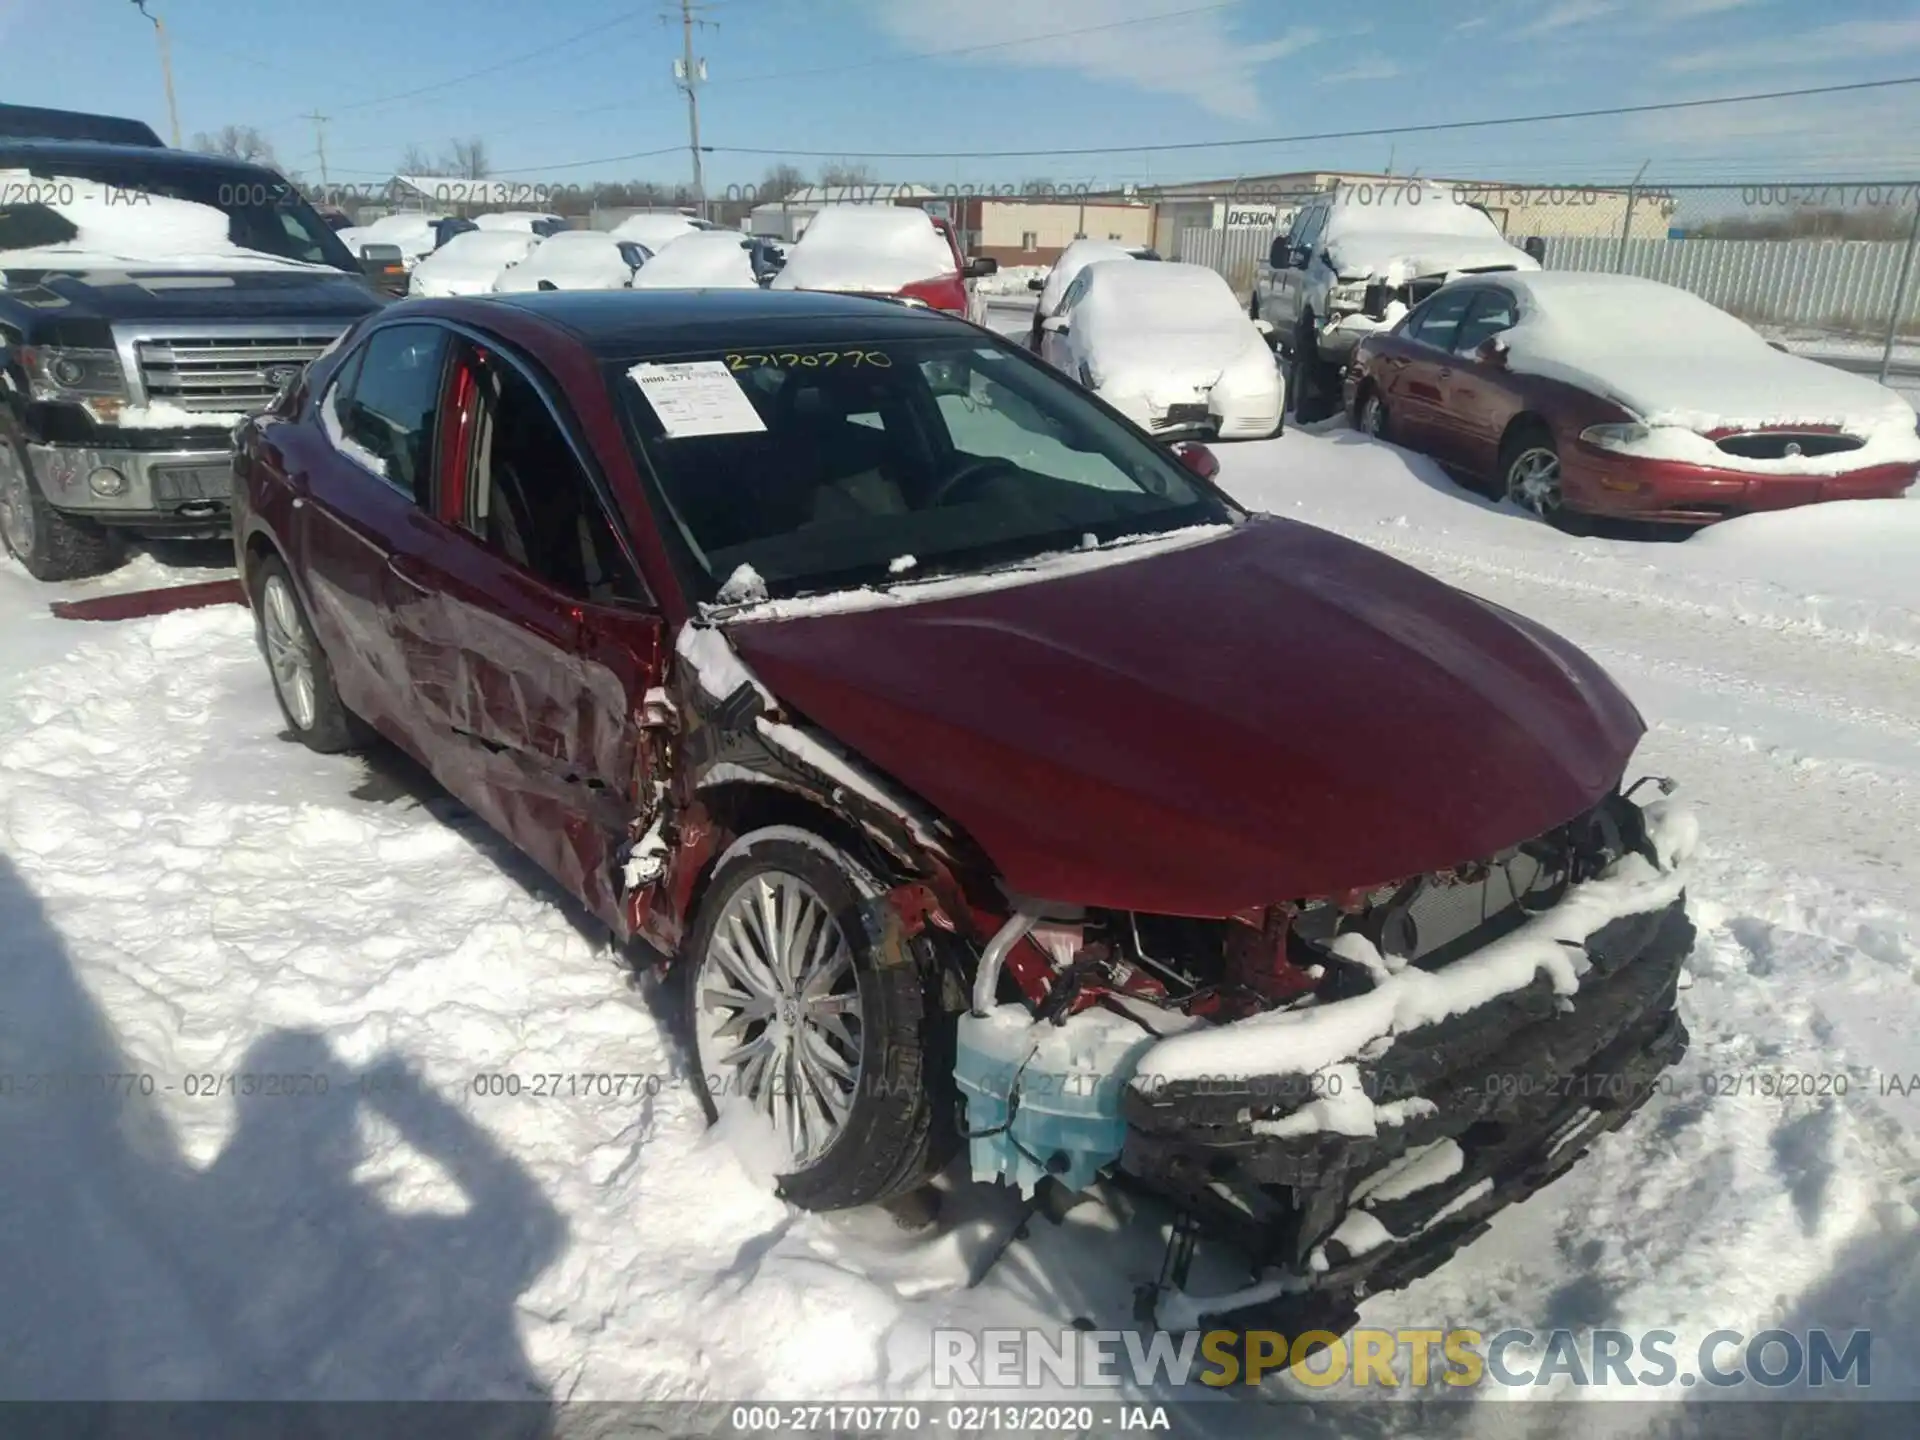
[1120,896,1693,1321]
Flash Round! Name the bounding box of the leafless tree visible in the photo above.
[818,160,876,189]
[441,138,491,180]
[758,163,806,202]
[396,144,440,176]
[192,125,278,168]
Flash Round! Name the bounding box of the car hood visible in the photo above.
[1082,327,1267,395]
[1325,229,1538,284]
[0,267,383,338]
[721,516,1645,916]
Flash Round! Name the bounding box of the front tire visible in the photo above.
[684,832,950,1212]
[1500,424,1570,525]
[1357,387,1390,442]
[0,440,123,582]
[251,554,365,753]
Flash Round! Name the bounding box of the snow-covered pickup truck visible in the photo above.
[0,104,384,580]
[1252,179,1538,423]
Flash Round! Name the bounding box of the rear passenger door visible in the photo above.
[387,332,668,935]
[299,322,452,743]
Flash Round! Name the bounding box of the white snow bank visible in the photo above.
[772,207,955,294]
[1133,800,1697,1087]
[1497,274,1920,474]
[492,231,634,292]
[0,175,335,275]
[1036,240,1136,316]
[971,263,1048,298]
[608,212,700,251]
[628,231,758,290]
[408,230,539,297]
[1680,499,1920,640]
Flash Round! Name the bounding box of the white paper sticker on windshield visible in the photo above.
[627,360,767,439]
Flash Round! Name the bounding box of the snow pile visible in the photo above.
[408,230,540,297]
[1034,239,1136,316]
[1319,181,1536,283]
[492,231,635,292]
[0,174,334,275]
[608,211,700,252]
[772,207,956,293]
[335,213,443,264]
[1132,800,1697,1089]
[628,231,759,290]
[1071,260,1273,402]
[472,212,561,233]
[1498,273,1920,474]
[969,263,1047,297]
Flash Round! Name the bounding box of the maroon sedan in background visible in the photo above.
[232,288,1691,1333]
[1343,271,1920,527]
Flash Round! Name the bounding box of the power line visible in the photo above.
[687,74,1920,161]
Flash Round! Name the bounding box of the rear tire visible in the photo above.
[251,554,365,753]
[0,440,123,582]
[683,831,952,1212]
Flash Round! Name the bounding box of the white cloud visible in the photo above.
[1521,0,1623,35]
[1317,58,1403,85]
[869,0,1322,122]
[1662,17,1920,72]
[1621,83,1920,173]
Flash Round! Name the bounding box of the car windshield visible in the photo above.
[0,153,356,270]
[614,334,1237,601]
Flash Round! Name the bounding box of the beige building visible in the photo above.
[968,198,1156,264]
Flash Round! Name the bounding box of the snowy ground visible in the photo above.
[3,342,1918,1429]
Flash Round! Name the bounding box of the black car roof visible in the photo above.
[0,105,163,147]
[0,139,285,178]
[482,287,974,354]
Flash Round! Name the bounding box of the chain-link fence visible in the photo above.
[1174,179,1920,383]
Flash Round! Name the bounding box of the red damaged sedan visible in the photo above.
[233,289,1695,1329]
[1344,271,1920,526]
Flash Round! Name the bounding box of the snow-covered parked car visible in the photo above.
[473,210,567,237]
[336,212,446,269]
[772,205,997,321]
[1041,260,1285,440]
[408,229,541,297]
[1343,272,1920,526]
[490,230,646,293]
[627,230,760,290]
[1021,237,1137,352]
[232,287,1694,1334]
[608,210,701,257]
[1255,180,1537,421]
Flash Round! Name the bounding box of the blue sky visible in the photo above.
[3,0,1917,193]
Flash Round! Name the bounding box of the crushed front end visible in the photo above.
[954,786,1696,1328]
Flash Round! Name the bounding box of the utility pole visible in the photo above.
[304,111,331,189]
[130,1,182,147]
[665,0,715,220]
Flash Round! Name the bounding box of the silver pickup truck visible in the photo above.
[1252,180,1538,422]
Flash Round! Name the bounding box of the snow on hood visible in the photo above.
[772,207,955,294]
[1324,230,1537,284]
[409,230,540,296]
[0,175,340,278]
[610,212,701,250]
[1073,260,1268,393]
[1499,273,1920,472]
[474,211,561,233]
[492,231,634,292]
[1036,239,1136,316]
[629,231,759,289]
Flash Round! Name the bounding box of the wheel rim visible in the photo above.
[0,447,36,560]
[695,872,863,1169]
[1362,396,1386,438]
[1507,446,1562,516]
[261,575,319,730]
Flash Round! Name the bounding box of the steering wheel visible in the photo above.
[927,456,1019,507]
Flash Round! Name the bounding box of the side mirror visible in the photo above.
[1027,276,1046,292]
[1269,237,1288,269]
[1473,335,1509,367]
[1767,340,1789,353]
[1041,315,1070,335]
[1169,440,1220,481]
[966,256,1000,278]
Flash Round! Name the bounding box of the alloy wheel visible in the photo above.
[694,872,864,1169]
[0,447,36,560]
[1506,446,1563,517]
[261,574,319,731]
[1361,394,1388,440]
